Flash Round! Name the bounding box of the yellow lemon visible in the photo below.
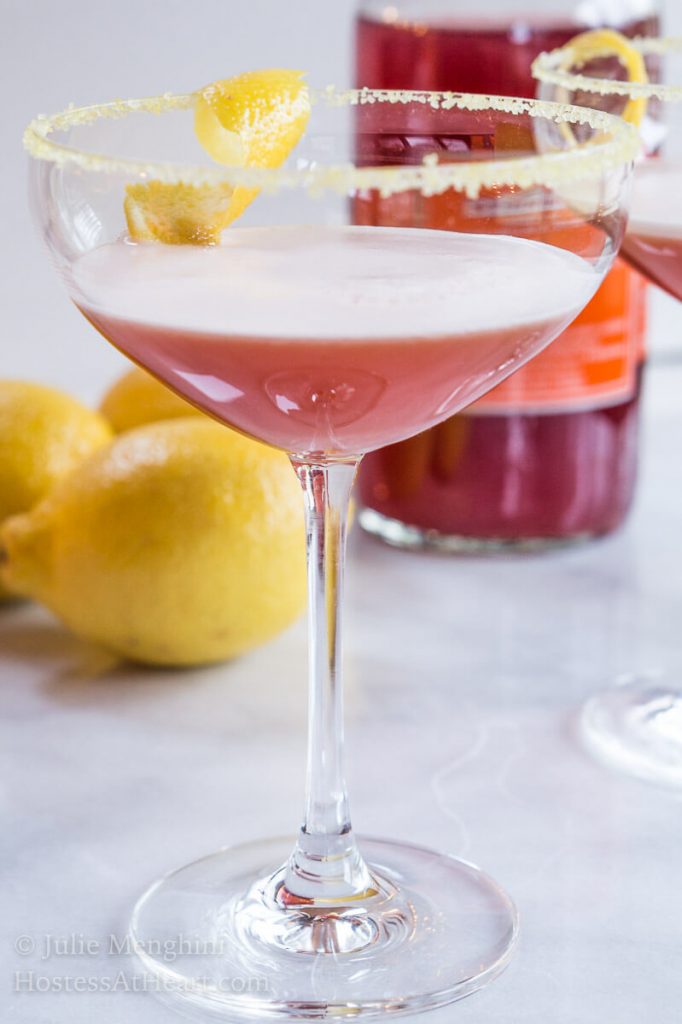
[100,367,204,433]
[195,68,310,223]
[0,418,306,666]
[124,180,235,246]
[195,68,309,167]
[0,381,113,602]
[125,69,310,244]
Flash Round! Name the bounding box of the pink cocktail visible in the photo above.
[73,226,597,456]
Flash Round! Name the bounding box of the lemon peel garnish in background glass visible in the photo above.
[195,68,310,224]
[124,69,310,244]
[562,30,649,125]
[535,29,649,132]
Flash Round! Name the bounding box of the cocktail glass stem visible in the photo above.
[282,456,376,908]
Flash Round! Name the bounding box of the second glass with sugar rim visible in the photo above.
[534,36,682,789]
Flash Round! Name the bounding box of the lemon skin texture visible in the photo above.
[1,418,306,665]
[0,380,113,601]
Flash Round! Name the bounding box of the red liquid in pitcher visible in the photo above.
[356,12,655,542]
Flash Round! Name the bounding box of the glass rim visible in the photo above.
[532,35,682,103]
[23,86,639,198]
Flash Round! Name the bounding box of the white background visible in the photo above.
[3,0,682,406]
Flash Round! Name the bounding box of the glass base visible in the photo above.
[130,835,518,1020]
[358,507,592,555]
[582,679,682,787]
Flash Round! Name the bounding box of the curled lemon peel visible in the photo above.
[194,68,310,227]
[124,180,235,245]
[533,36,682,102]
[125,69,311,244]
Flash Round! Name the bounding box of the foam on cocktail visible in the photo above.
[73,225,599,454]
[73,226,595,340]
[623,163,682,301]
[629,163,682,240]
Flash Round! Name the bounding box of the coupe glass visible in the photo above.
[24,87,636,1018]
[534,37,682,788]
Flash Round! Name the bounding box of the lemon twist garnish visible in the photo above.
[558,29,649,127]
[124,69,310,245]
[124,180,235,245]
[195,69,310,224]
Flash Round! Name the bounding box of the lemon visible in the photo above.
[124,181,235,246]
[195,68,310,224]
[0,418,306,666]
[195,69,309,167]
[100,367,204,432]
[0,381,113,602]
[125,69,310,244]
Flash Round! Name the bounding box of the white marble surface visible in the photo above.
[3,350,682,1023]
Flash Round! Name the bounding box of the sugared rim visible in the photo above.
[23,86,639,199]
[533,36,682,103]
